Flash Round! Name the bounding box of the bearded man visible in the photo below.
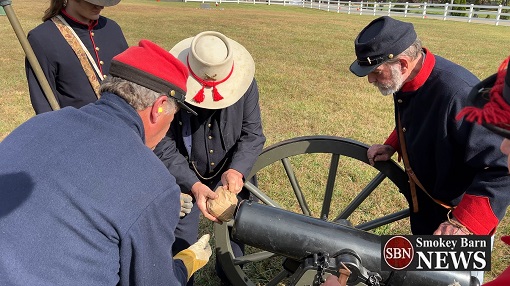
[349,16,510,239]
[321,50,510,286]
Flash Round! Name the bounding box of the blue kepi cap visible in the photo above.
[350,16,417,77]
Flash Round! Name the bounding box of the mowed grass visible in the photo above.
[1,0,510,284]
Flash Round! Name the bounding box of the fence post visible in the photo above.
[186,1,509,27]
[496,4,502,26]
[468,4,474,22]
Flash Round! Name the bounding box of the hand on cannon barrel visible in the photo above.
[207,185,238,223]
[180,193,193,218]
[173,234,212,281]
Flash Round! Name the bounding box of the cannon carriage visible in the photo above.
[213,136,479,286]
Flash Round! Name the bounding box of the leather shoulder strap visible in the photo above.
[398,113,453,212]
[51,16,101,99]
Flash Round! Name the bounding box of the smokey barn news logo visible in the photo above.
[381,235,491,271]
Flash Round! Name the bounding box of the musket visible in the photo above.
[1,0,60,111]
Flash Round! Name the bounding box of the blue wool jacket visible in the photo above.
[26,11,128,114]
[0,93,187,285]
[154,79,266,191]
[385,50,510,235]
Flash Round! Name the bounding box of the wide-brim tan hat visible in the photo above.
[84,0,121,7]
[170,31,255,109]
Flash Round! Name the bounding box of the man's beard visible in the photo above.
[373,64,405,96]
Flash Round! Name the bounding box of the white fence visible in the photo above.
[185,0,510,26]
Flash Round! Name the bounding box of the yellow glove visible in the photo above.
[180,193,193,218]
[174,234,212,280]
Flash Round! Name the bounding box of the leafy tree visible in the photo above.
[451,0,468,16]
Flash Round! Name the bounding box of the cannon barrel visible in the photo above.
[232,201,478,286]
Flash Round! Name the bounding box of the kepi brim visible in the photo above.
[349,60,384,77]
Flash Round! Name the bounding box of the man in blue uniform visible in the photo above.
[323,53,510,286]
[154,31,266,285]
[0,39,211,285]
[350,16,510,237]
[457,55,510,286]
[26,0,128,114]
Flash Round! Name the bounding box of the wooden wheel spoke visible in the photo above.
[282,157,311,215]
[233,251,277,265]
[320,153,340,220]
[214,136,410,286]
[244,181,281,208]
[356,209,411,231]
[334,171,386,221]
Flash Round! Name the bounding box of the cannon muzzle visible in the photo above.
[232,200,479,286]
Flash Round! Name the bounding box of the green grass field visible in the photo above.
[1,0,509,285]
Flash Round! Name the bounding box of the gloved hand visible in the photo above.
[180,193,193,218]
[174,234,212,280]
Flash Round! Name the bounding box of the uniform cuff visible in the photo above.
[174,249,207,281]
[452,194,499,235]
[383,129,401,155]
[384,129,400,151]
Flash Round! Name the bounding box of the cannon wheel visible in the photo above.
[214,135,411,286]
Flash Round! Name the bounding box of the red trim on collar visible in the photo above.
[400,48,435,92]
[60,9,98,29]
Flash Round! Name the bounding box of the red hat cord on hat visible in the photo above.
[187,56,234,103]
[456,56,510,127]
